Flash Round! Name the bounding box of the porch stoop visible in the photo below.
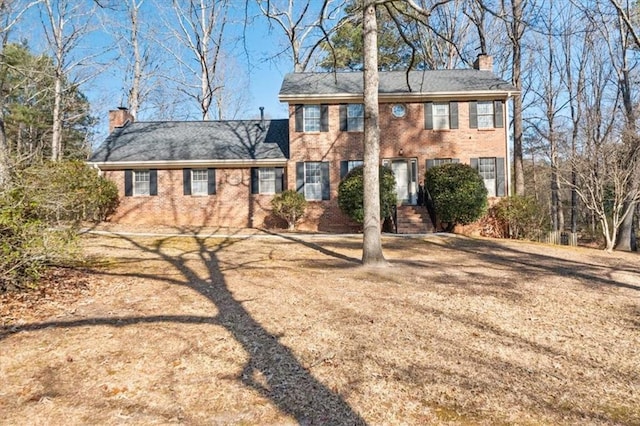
[395,205,435,234]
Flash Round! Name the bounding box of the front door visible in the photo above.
[384,158,417,205]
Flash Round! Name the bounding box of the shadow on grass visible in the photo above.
[1,227,367,425]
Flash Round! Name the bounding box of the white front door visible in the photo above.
[392,160,410,204]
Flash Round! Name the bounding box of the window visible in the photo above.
[426,158,460,170]
[191,169,208,195]
[347,104,364,131]
[425,101,458,130]
[295,104,328,132]
[340,160,364,178]
[183,168,215,196]
[125,169,157,197]
[304,105,321,132]
[432,103,449,129]
[251,167,284,194]
[470,157,506,197]
[134,170,150,195]
[296,162,330,200]
[305,162,322,200]
[259,168,276,194]
[477,101,494,129]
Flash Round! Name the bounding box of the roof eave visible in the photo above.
[88,158,288,170]
[279,90,519,103]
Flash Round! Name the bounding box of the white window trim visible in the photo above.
[258,167,276,194]
[133,170,150,196]
[191,169,208,196]
[304,162,323,201]
[347,104,364,132]
[303,105,321,132]
[432,102,450,130]
[477,101,495,129]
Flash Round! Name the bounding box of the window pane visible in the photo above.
[347,160,363,171]
[259,168,276,194]
[433,158,453,167]
[192,169,208,195]
[304,105,321,132]
[304,162,322,200]
[134,170,150,195]
[432,102,449,129]
[477,101,494,129]
[347,104,364,131]
[478,158,496,197]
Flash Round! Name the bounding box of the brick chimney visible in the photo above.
[473,54,493,71]
[108,107,134,133]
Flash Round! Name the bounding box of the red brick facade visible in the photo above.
[99,98,509,232]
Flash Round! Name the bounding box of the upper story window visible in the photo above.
[347,104,364,131]
[425,101,458,130]
[295,104,328,132]
[469,100,504,129]
[304,105,321,132]
[476,101,495,129]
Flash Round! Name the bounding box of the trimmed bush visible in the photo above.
[425,163,487,232]
[338,165,397,224]
[271,190,307,230]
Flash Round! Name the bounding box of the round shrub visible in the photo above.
[425,163,487,231]
[485,195,548,240]
[338,165,397,224]
[271,189,307,230]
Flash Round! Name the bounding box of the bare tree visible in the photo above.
[255,0,345,72]
[40,0,100,161]
[164,0,230,120]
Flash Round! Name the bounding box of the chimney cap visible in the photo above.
[118,106,129,111]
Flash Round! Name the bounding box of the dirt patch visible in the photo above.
[1,231,639,425]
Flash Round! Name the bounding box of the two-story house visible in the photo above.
[89,55,517,233]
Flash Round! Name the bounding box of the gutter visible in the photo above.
[88,158,288,170]
[279,90,520,103]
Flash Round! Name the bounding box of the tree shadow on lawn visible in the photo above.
[397,236,640,293]
[1,228,367,425]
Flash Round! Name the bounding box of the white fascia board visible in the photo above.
[280,90,519,103]
[88,158,287,170]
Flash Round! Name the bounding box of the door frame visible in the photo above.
[382,157,418,205]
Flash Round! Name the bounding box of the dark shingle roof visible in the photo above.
[89,119,289,164]
[279,70,517,98]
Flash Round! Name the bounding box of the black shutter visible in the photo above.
[426,159,435,170]
[339,104,347,131]
[275,167,284,193]
[470,158,479,170]
[251,167,259,194]
[295,105,303,132]
[296,162,304,194]
[320,104,329,132]
[124,169,133,196]
[321,162,330,200]
[494,100,504,128]
[450,102,458,129]
[496,158,506,196]
[424,102,433,130]
[340,161,349,179]
[149,169,158,196]
[207,168,216,195]
[469,101,478,129]
[183,168,192,195]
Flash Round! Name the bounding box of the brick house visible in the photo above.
[89,55,517,232]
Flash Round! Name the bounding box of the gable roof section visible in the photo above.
[279,70,518,102]
[89,119,289,168]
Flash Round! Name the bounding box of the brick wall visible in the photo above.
[104,168,283,229]
[287,100,508,231]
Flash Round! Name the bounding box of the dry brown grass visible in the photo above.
[1,229,639,425]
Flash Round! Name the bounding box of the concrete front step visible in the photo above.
[395,205,435,234]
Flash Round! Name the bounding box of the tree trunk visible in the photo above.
[512,0,525,196]
[361,0,386,266]
[51,71,63,161]
[615,202,637,251]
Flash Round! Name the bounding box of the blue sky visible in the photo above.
[16,1,319,141]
